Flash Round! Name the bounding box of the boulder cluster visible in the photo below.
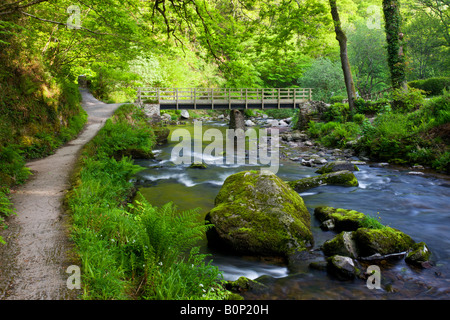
[205,162,432,288]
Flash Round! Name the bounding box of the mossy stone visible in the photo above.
[225,276,266,293]
[288,170,358,192]
[189,161,208,169]
[405,242,431,267]
[316,161,359,174]
[327,255,358,280]
[322,231,358,258]
[353,227,415,257]
[314,206,366,231]
[206,170,313,257]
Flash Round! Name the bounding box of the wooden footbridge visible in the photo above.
[137,87,313,110]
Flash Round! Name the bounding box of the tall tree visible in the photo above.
[382,0,407,90]
[329,0,356,112]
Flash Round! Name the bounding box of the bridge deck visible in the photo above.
[137,87,313,110]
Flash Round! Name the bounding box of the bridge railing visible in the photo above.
[137,87,313,109]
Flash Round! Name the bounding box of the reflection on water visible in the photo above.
[135,121,450,299]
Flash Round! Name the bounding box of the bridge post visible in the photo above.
[229,109,245,131]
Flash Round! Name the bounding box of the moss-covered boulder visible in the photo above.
[316,161,359,174]
[287,170,358,193]
[205,170,313,257]
[405,242,432,268]
[314,206,365,232]
[353,227,415,257]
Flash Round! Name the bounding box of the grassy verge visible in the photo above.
[0,77,87,244]
[65,103,230,300]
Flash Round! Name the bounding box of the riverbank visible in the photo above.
[64,101,231,300]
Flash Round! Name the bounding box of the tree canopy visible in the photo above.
[0,0,448,101]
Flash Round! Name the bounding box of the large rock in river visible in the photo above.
[205,170,313,257]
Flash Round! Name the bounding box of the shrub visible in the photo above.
[330,95,347,104]
[426,90,450,126]
[353,113,365,125]
[408,77,450,96]
[264,108,296,119]
[354,98,391,115]
[321,103,350,122]
[358,112,418,160]
[392,87,426,112]
[308,121,361,148]
[432,152,450,174]
[0,146,31,186]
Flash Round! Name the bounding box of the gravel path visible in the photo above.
[0,89,122,300]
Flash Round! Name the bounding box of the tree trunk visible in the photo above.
[329,0,356,114]
[382,0,407,91]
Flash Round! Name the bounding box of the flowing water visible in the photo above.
[134,120,450,300]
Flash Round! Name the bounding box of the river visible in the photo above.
[133,119,450,300]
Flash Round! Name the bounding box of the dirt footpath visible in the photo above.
[0,89,122,300]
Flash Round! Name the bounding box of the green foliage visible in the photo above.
[67,104,228,299]
[354,98,391,115]
[392,87,426,112]
[321,103,350,123]
[0,187,15,244]
[408,77,450,96]
[360,213,385,230]
[264,109,297,119]
[298,57,346,102]
[427,90,450,126]
[348,20,390,96]
[330,95,347,104]
[308,121,361,148]
[352,113,366,125]
[0,146,32,187]
[432,152,450,173]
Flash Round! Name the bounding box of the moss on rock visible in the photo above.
[353,227,415,257]
[288,170,358,193]
[314,206,366,231]
[405,242,431,268]
[316,161,359,174]
[189,161,208,169]
[206,170,313,257]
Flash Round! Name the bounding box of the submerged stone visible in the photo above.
[327,255,359,280]
[322,231,358,259]
[287,170,358,193]
[316,161,359,174]
[205,170,313,257]
[405,242,432,268]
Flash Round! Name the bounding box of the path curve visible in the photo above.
[0,89,122,299]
